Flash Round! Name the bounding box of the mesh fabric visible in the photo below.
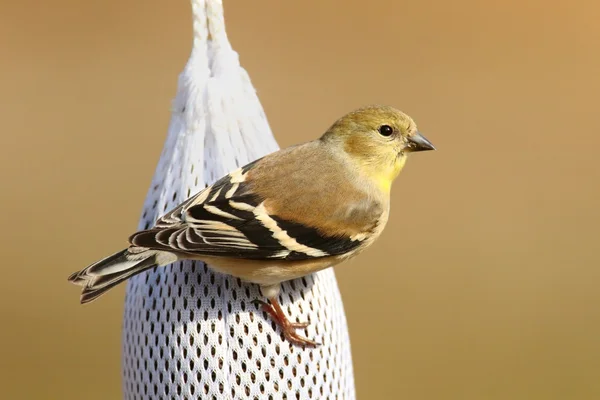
[122,1,355,398]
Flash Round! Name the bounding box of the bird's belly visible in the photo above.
[196,255,345,286]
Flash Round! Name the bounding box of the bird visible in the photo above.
[68,105,435,346]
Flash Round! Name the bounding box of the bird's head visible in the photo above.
[321,105,435,192]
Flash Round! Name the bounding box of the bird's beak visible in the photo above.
[406,131,435,152]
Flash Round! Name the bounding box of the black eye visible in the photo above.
[378,125,394,136]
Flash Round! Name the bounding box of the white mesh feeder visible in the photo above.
[122,1,356,398]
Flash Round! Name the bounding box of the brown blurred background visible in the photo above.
[1,0,599,398]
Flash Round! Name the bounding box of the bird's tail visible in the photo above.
[67,247,178,304]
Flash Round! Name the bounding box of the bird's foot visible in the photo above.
[252,298,320,347]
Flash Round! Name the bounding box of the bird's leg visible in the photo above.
[253,297,319,347]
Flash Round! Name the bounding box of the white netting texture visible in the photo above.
[121,1,356,399]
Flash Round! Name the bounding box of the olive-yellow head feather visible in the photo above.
[321,105,434,191]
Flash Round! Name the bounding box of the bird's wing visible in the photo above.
[129,151,379,261]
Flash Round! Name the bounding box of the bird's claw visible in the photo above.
[289,321,310,329]
[283,328,319,347]
[253,297,320,347]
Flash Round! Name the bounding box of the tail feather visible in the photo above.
[68,247,177,304]
[68,249,131,285]
[79,257,156,303]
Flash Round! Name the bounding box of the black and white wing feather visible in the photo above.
[129,162,365,261]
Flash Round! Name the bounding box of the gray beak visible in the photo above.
[406,131,435,152]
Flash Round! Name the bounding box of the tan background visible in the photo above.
[1,0,599,398]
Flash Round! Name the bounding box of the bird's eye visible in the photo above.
[378,125,394,137]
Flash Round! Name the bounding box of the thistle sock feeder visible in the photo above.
[121,1,355,398]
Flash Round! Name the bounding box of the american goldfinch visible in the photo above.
[68,105,434,346]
